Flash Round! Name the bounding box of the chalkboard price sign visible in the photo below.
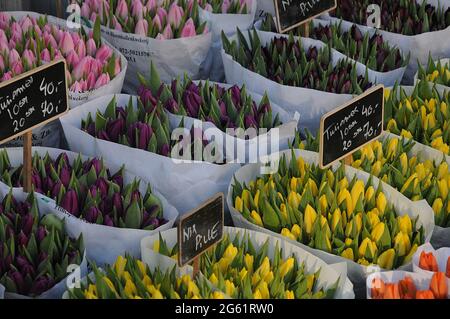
[0,60,69,145]
[273,0,337,33]
[319,84,385,168]
[178,193,224,267]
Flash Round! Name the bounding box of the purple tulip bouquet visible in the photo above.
[0,151,167,231]
[0,191,84,297]
[79,0,209,39]
[260,14,408,73]
[223,29,373,94]
[0,13,122,94]
[137,62,282,132]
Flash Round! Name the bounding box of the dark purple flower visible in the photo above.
[86,122,95,136]
[21,213,34,235]
[17,231,29,246]
[60,166,71,188]
[127,122,152,150]
[164,98,179,113]
[106,118,125,142]
[112,192,123,216]
[51,181,63,199]
[161,144,170,157]
[29,276,54,296]
[84,206,101,223]
[60,189,80,216]
[36,226,47,242]
[9,270,25,293]
[104,214,114,227]
[31,171,42,192]
[56,153,70,168]
[230,85,241,106]
[95,177,108,198]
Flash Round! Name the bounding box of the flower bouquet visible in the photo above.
[417,57,450,91]
[324,0,450,83]
[78,0,212,91]
[0,188,86,298]
[0,147,178,265]
[227,149,434,295]
[141,227,355,298]
[221,28,377,132]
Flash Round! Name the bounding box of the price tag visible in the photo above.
[178,193,224,267]
[319,84,385,168]
[273,0,337,33]
[0,60,69,144]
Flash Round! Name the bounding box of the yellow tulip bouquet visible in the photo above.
[67,255,224,299]
[231,151,426,270]
[417,56,450,88]
[290,130,450,227]
[351,136,450,228]
[153,232,339,299]
[384,81,450,155]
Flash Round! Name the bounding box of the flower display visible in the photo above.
[0,191,84,297]
[154,232,338,298]
[222,29,373,94]
[80,90,221,162]
[418,56,450,87]
[138,63,282,132]
[384,82,450,155]
[199,0,252,14]
[333,0,450,35]
[231,151,425,269]
[78,0,208,39]
[291,131,450,227]
[371,272,448,299]
[0,151,167,230]
[0,13,122,93]
[67,254,223,299]
[260,15,408,73]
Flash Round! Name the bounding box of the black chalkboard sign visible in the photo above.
[319,84,385,168]
[0,60,69,144]
[274,0,337,33]
[178,193,224,267]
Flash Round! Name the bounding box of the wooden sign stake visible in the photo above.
[192,257,200,277]
[23,132,33,193]
[56,0,64,19]
[302,23,310,38]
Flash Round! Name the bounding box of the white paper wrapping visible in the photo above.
[93,22,212,93]
[0,147,179,266]
[221,29,382,133]
[227,149,435,297]
[60,94,242,218]
[0,185,88,299]
[141,226,356,299]
[199,1,257,81]
[414,58,450,92]
[3,12,128,149]
[366,270,448,299]
[323,0,450,84]
[412,243,450,283]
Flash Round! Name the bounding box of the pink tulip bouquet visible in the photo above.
[79,0,209,39]
[199,0,252,14]
[0,13,122,94]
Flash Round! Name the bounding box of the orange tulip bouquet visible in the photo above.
[368,271,448,299]
[413,243,450,279]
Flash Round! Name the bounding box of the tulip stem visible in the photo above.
[23,131,33,193]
